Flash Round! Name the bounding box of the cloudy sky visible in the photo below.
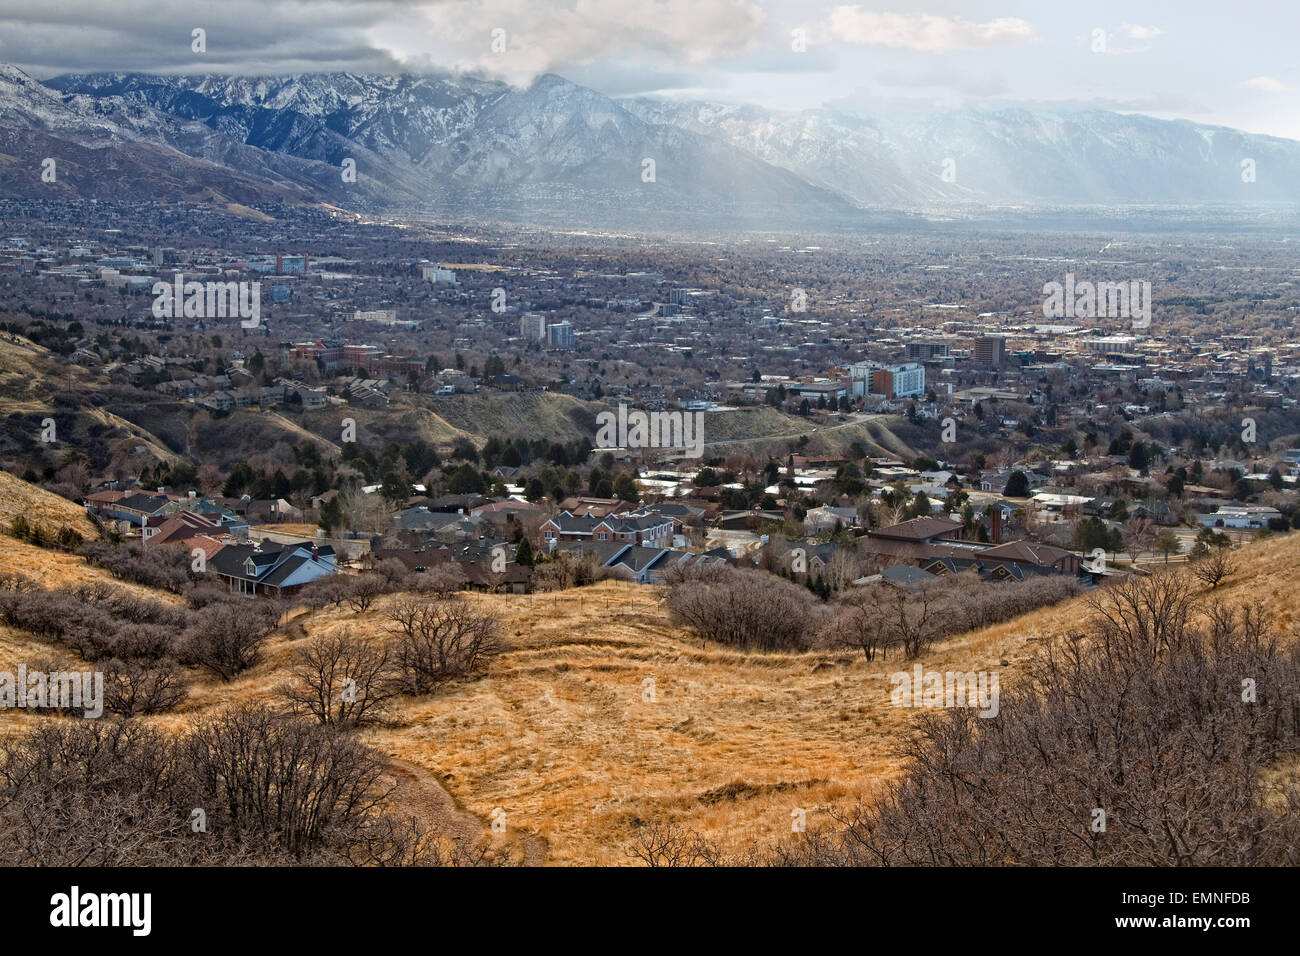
[2,0,1299,139]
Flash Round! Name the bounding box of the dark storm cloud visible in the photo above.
[0,0,405,76]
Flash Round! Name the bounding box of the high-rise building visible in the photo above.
[547,321,575,349]
[870,363,925,399]
[973,335,1006,368]
[520,313,547,340]
[906,341,951,362]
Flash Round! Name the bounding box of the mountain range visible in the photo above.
[2,63,1298,228]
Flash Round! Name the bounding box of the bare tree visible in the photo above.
[341,573,389,614]
[1191,545,1238,590]
[388,596,504,694]
[103,658,190,715]
[822,589,892,661]
[626,820,725,867]
[181,599,282,680]
[1123,517,1157,565]
[277,631,398,727]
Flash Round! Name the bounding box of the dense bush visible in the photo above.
[775,573,1300,866]
[0,706,488,865]
[665,565,825,651]
[387,595,505,693]
[79,540,194,593]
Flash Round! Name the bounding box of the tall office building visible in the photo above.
[870,363,926,399]
[906,341,951,362]
[547,321,575,349]
[973,335,1006,368]
[520,313,548,340]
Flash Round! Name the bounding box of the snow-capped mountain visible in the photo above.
[6,64,1300,223]
[43,69,856,227]
[624,97,1300,205]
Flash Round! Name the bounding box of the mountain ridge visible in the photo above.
[2,64,1298,224]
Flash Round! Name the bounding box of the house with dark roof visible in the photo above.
[540,511,673,549]
[86,491,176,527]
[209,541,339,597]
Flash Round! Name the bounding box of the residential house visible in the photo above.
[210,542,339,597]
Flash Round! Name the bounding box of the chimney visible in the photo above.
[310,544,319,561]
[990,507,1001,544]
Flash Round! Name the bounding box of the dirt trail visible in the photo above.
[383,757,548,866]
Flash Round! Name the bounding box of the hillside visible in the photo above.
[0,469,98,541]
[2,504,1296,863]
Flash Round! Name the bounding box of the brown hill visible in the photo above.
[0,526,1296,864]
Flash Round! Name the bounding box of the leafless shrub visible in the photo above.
[404,562,469,598]
[109,623,178,661]
[79,540,193,593]
[388,595,504,694]
[0,707,494,866]
[665,566,824,651]
[277,630,398,727]
[0,571,39,593]
[626,820,728,867]
[180,599,282,680]
[0,719,195,865]
[102,658,189,715]
[178,704,392,860]
[782,572,1300,866]
[340,573,389,613]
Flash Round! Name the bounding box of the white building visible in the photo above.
[520,313,547,340]
[422,266,457,284]
[1197,505,1282,529]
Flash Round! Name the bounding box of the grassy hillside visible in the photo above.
[3,503,1295,863]
[0,469,99,540]
[431,391,595,444]
[699,408,917,461]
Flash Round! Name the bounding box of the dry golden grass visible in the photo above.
[251,523,320,537]
[0,469,99,541]
[0,509,1297,865]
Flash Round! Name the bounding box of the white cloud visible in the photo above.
[1242,76,1290,93]
[1122,23,1165,41]
[369,0,769,82]
[826,8,1037,53]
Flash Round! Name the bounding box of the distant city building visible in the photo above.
[906,341,952,362]
[547,321,575,349]
[870,363,926,399]
[353,309,398,324]
[973,335,1006,368]
[1085,335,1137,355]
[423,266,457,284]
[276,254,308,275]
[520,313,548,341]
